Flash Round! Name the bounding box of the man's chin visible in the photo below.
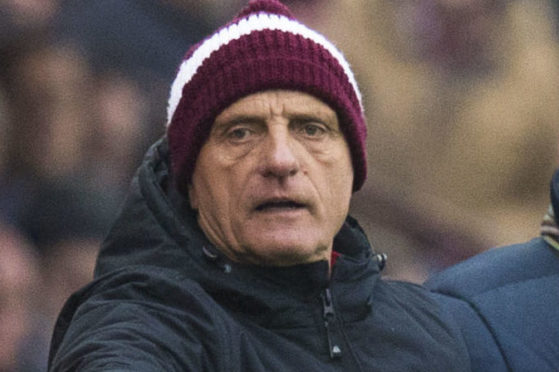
[240,239,329,266]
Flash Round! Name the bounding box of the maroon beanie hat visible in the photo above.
[166,0,367,193]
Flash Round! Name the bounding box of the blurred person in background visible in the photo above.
[52,0,229,136]
[1,0,160,250]
[0,224,41,372]
[0,33,122,371]
[0,0,58,45]
[0,0,61,227]
[308,0,559,281]
[91,73,149,193]
[2,40,119,251]
[0,224,98,372]
[0,4,151,369]
[32,238,99,371]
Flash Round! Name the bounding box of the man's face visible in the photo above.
[189,90,354,266]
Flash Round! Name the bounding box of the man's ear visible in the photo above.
[188,183,199,210]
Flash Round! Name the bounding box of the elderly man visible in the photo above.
[426,168,559,371]
[48,1,471,371]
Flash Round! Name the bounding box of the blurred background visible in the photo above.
[1,0,559,370]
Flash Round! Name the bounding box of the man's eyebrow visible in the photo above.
[213,115,265,130]
[288,113,339,128]
[289,113,329,122]
[212,111,338,130]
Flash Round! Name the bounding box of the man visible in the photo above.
[48,1,471,370]
[426,169,559,371]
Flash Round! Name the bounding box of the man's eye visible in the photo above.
[227,127,252,141]
[300,123,327,138]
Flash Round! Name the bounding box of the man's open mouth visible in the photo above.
[255,200,306,212]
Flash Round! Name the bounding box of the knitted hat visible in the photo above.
[166,0,367,193]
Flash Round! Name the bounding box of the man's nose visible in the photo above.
[258,128,300,179]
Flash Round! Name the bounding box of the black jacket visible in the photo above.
[49,139,471,371]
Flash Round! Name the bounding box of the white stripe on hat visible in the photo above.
[166,12,363,126]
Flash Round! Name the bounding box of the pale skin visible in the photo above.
[188,90,354,266]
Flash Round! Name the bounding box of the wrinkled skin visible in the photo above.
[189,90,354,266]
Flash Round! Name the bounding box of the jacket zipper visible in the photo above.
[321,288,343,359]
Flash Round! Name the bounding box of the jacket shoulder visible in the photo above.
[426,237,559,372]
[425,237,559,297]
